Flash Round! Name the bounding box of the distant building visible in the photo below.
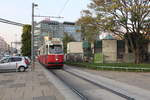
[0,36,10,54]
[10,42,22,55]
[99,32,114,40]
[63,22,81,41]
[34,20,63,50]
[34,20,82,55]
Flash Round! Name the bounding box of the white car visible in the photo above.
[0,56,28,72]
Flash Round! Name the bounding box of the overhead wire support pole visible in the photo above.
[31,3,34,71]
[31,3,38,71]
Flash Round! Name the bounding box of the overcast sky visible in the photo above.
[0,0,90,45]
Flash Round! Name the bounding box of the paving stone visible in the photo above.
[32,86,44,97]
[37,73,45,76]
[14,97,33,100]
[9,83,25,88]
[14,87,25,99]
[41,86,54,96]
[0,63,65,100]
[24,87,33,98]
[3,74,14,76]
[40,82,51,86]
[33,96,56,100]
[0,80,14,85]
[1,88,12,100]
[0,88,5,99]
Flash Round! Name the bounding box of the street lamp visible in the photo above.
[31,3,38,71]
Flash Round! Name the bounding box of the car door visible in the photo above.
[9,57,19,70]
[0,58,9,70]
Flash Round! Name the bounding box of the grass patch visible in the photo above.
[65,62,150,72]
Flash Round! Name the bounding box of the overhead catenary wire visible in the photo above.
[0,18,24,26]
[34,15,64,18]
[58,0,70,16]
[0,19,39,30]
[0,20,23,26]
[0,18,60,30]
[0,18,40,29]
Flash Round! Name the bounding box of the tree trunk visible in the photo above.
[134,48,141,64]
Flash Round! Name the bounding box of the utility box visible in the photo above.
[67,42,83,53]
[66,42,83,62]
[102,40,117,63]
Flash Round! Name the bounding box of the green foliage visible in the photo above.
[63,32,75,53]
[94,53,103,63]
[21,25,31,57]
[120,17,127,24]
[66,62,150,68]
[66,62,150,72]
[76,14,98,43]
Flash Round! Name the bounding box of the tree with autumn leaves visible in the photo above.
[77,0,150,64]
[76,10,99,43]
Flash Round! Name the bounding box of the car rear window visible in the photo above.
[10,57,22,62]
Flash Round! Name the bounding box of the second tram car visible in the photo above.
[38,38,64,68]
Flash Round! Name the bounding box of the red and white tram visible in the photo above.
[38,38,64,68]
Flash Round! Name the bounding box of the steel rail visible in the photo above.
[50,70,88,100]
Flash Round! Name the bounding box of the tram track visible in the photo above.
[50,69,135,100]
[50,70,88,100]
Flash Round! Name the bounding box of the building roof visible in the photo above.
[36,20,59,25]
[36,20,76,26]
[63,22,75,25]
[99,32,115,40]
[103,34,115,40]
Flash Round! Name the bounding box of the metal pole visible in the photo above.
[11,42,12,55]
[31,3,35,71]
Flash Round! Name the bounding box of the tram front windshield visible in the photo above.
[49,45,63,54]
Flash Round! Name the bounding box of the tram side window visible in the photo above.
[46,45,48,54]
[43,46,46,55]
[39,50,40,55]
[49,45,63,54]
[41,47,44,55]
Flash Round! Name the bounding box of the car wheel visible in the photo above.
[18,66,25,72]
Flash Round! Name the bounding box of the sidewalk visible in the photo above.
[0,63,65,100]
